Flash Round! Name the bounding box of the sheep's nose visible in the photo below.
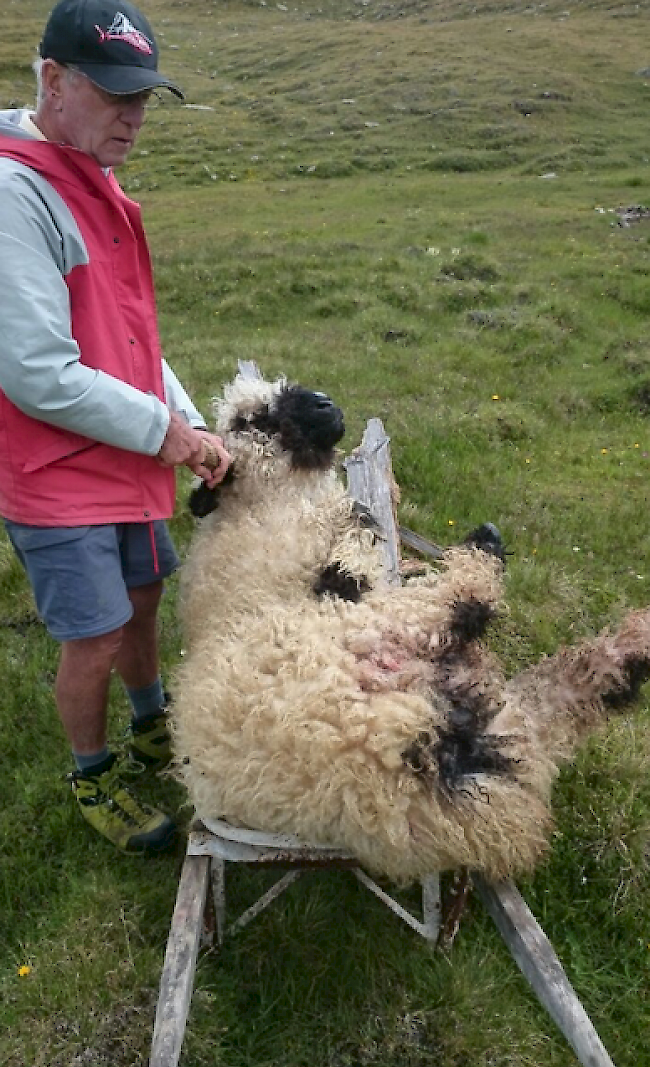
[313,392,344,426]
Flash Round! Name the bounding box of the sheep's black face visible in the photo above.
[189,382,345,518]
[234,384,345,470]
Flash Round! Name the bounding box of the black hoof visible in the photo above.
[463,522,507,566]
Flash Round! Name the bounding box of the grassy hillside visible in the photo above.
[1,1,650,1064]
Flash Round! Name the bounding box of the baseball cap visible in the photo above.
[39,0,184,99]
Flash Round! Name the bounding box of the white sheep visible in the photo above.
[170,371,650,883]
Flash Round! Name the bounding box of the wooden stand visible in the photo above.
[150,820,441,1067]
[150,411,616,1067]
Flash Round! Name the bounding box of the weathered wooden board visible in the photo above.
[344,418,402,588]
[398,525,444,560]
[474,877,615,1067]
[149,856,210,1067]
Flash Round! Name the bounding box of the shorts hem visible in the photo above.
[125,559,180,589]
[48,607,134,643]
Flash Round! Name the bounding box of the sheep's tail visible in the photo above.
[495,607,650,764]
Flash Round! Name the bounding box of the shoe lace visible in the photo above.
[124,711,170,762]
[107,767,157,826]
[68,765,155,828]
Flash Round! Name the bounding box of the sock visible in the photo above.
[73,748,113,776]
[127,678,166,725]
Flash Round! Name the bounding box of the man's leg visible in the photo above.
[56,627,124,756]
[115,580,173,769]
[59,611,175,851]
[115,522,181,769]
[115,579,163,691]
[3,520,176,852]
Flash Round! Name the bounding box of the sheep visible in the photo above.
[170,370,650,884]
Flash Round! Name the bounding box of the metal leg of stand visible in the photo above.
[353,869,441,942]
[228,870,303,936]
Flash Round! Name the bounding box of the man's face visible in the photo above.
[50,67,150,167]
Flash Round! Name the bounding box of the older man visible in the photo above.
[0,0,230,853]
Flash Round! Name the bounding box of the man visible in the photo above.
[0,0,231,854]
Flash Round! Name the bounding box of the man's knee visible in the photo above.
[60,626,126,672]
[128,579,164,621]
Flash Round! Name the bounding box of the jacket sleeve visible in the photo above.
[162,360,207,430]
[0,169,170,456]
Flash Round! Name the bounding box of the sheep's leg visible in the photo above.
[495,609,650,763]
[401,609,650,876]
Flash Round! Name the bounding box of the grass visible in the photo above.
[1,0,650,1064]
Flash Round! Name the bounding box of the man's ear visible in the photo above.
[40,58,66,106]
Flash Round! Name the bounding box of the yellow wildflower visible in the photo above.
[18,965,31,978]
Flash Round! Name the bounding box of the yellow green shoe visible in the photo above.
[129,711,172,771]
[68,756,175,853]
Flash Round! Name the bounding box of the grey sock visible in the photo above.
[127,678,166,724]
[73,748,112,775]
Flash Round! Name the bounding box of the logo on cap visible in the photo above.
[95,12,153,55]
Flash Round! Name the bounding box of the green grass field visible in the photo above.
[1,0,650,1063]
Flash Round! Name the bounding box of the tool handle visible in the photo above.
[202,442,220,472]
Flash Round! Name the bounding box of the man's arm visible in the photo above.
[159,371,232,485]
[162,360,207,430]
[0,169,170,455]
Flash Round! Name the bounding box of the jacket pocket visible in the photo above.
[22,431,97,474]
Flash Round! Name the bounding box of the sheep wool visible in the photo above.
[171,371,650,884]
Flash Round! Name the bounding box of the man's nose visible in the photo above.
[119,98,147,127]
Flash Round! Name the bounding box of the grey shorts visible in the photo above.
[3,520,180,642]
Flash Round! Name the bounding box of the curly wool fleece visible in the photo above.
[171,372,650,883]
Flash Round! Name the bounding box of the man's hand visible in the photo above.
[194,430,232,487]
[157,412,231,487]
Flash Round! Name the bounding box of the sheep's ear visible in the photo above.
[313,563,370,602]
[188,481,222,518]
[188,465,237,517]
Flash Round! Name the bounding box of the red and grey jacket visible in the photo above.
[0,110,204,525]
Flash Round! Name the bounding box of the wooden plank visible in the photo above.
[150,855,211,1067]
[398,525,444,560]
[237,359,263,380]
[344,419,441,941]
[344,418,402,588]
[473,877,615,1067]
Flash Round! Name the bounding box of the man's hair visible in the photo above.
[33,56,81,106]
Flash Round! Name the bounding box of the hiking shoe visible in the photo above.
[68,756,176,854]
[129,710,172,771]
